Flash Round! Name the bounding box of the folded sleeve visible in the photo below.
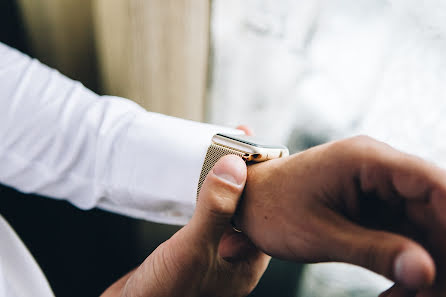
[0,42,241,225]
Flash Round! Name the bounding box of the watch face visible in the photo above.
[215,133,287,149]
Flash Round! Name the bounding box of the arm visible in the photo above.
[0,43,268,297]
[0,42,239,225]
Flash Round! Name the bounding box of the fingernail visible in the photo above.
[212,155,246,186]
[393,172,428,200]
[394,249,433,289]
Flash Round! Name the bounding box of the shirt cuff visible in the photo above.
[95,98,242,225]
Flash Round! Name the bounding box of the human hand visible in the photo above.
[235,135,446,296]
[101,155,270,297]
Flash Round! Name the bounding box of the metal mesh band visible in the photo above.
[196,143,246,198]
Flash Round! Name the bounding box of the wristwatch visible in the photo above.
[197,133,289,197]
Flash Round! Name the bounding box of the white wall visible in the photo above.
[209,0,446,168]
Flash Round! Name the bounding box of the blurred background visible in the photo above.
[2,0,446,296]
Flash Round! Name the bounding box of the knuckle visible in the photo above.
[337,135,383,162]
[345,135,379,152]
[201,174,242,217]
[349,134,376,144]
[205,192,234,218]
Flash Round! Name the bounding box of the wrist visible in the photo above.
[233,160,277,240]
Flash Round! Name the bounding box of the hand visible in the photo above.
[235,135,446,297]
[101,155,270,297]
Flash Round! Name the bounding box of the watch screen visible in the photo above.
[216,133,287,149]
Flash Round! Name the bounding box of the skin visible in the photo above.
[237,135,446,297]
[103,133,446,297]
[101,154,270,297]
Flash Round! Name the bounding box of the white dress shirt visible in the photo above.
[0,42,239,296]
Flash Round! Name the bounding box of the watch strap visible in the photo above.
[197,143,246,198]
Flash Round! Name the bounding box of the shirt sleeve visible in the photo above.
[0,42,241,225]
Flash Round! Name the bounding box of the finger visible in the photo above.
[236,125,254,136]
[349,137,446,229]
[218,227,262,262]
[431,189,446,227]
[189,155,247,245]
[352,137,446,202]
[325,211,435,290]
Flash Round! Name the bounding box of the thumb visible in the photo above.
[188,155,247,245]
[328,217,435,290]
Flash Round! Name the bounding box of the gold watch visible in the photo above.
[197,133,289,197]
